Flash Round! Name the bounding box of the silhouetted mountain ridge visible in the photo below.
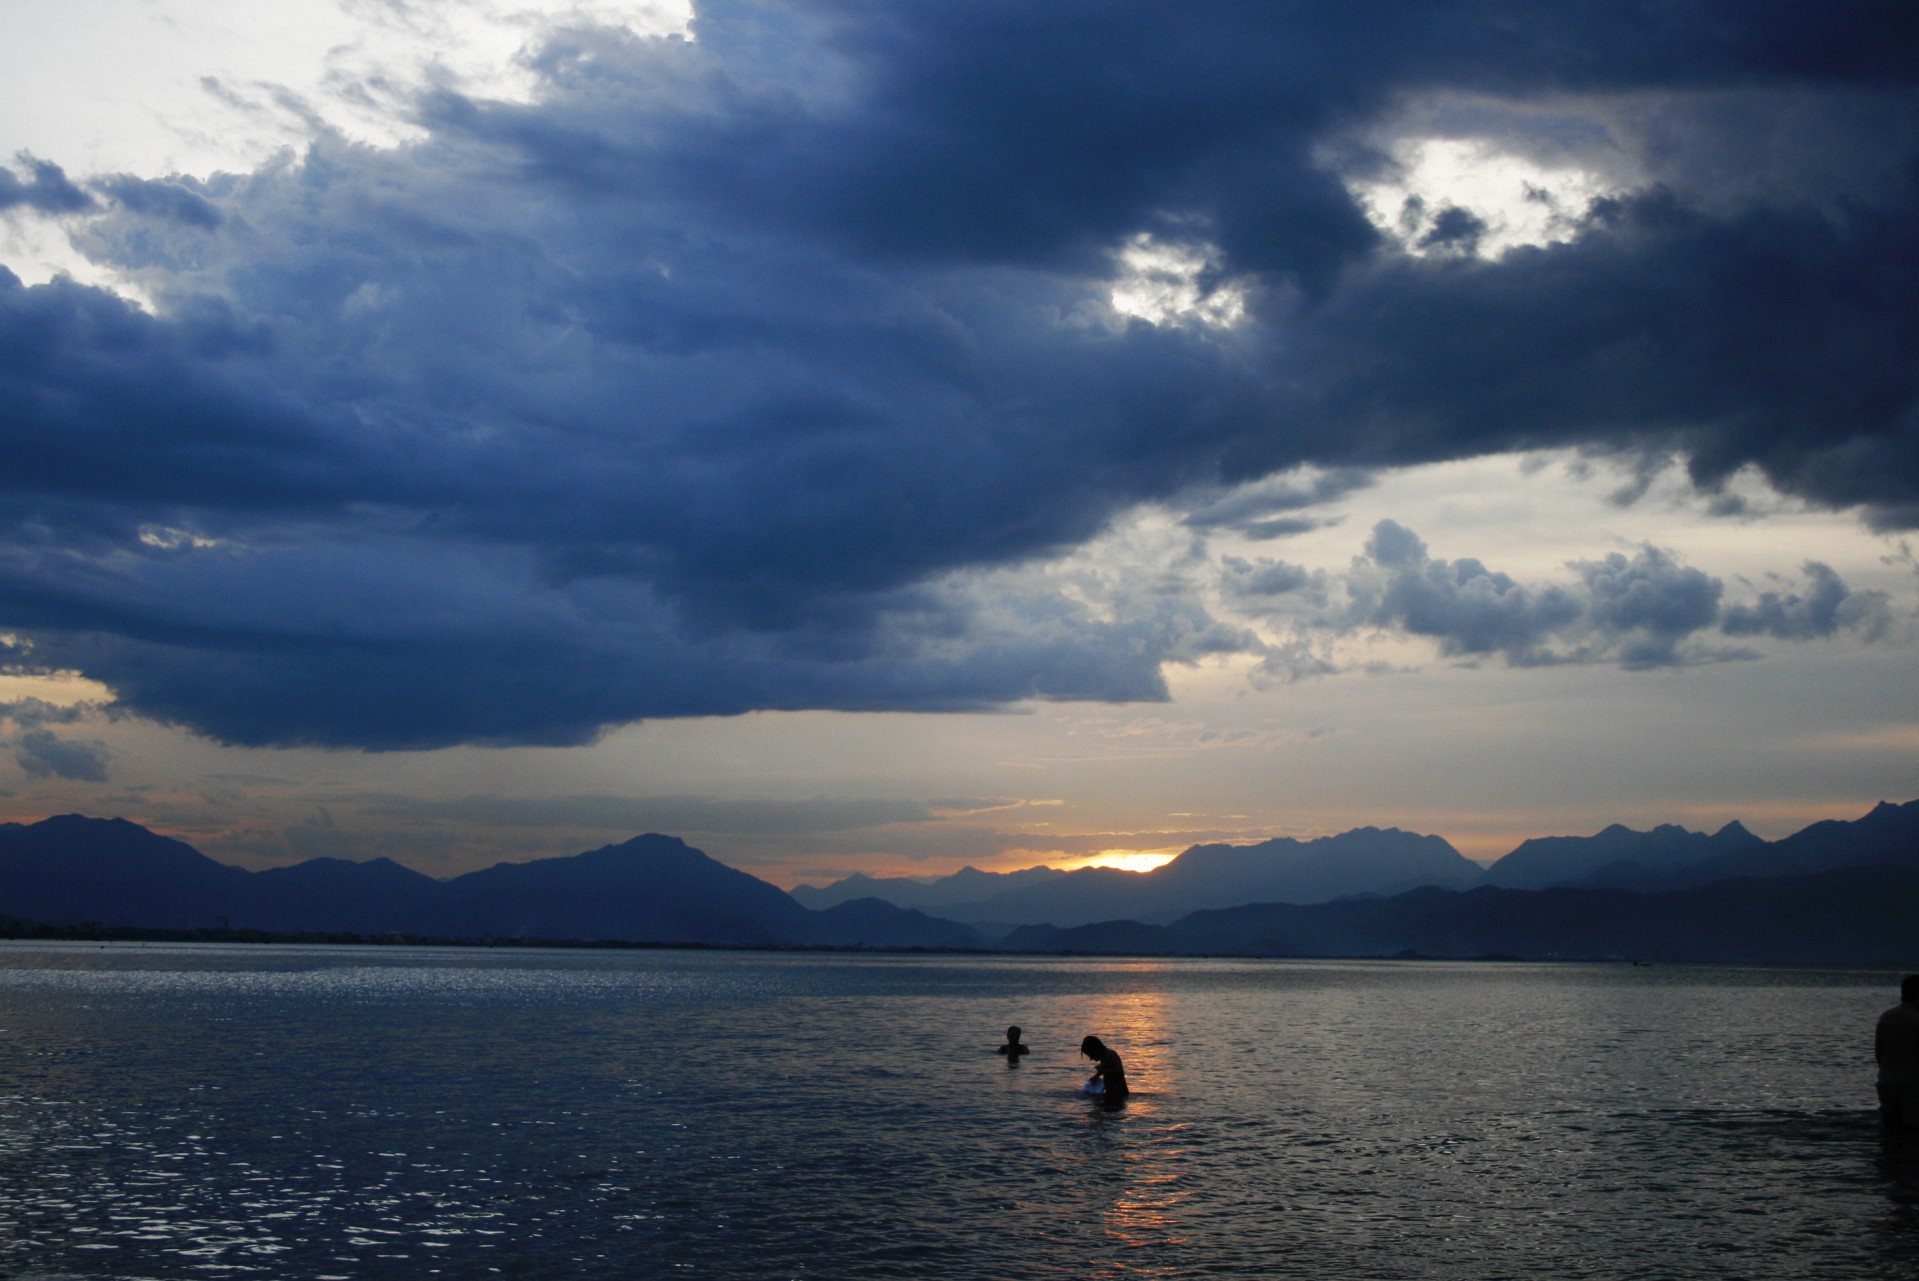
[4,799,1916,961]
[1008,864,1919,966]
[0,818,975,949]
[798,827,1482,927]
[1485,819,1765,890]
[798,801,1919,916]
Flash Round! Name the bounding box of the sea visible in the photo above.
[0,943,1914,1280]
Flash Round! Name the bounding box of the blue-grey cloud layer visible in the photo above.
[1312,522,1890,669]
[2,0,1915,747]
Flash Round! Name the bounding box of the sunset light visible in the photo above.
[1058,848,1185,875]
[2,3,1914,1275]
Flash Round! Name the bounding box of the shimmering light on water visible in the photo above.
[0,944,1914,1278]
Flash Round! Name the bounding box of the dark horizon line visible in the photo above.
[0,916,1781,968]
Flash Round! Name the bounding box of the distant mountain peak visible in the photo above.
[45,813,146,832]
[572,832,703,863]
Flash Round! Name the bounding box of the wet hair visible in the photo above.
[1903,974,1919,1003]
[1081,1035,1105,1058]
[1005,1025,1022,1041]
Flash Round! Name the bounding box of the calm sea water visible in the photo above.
[0,943,1913,1279]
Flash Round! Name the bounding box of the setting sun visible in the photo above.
[1056,848,1183,874]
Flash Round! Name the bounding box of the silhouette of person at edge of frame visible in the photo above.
[1878,974,1919,1131]
[1081,1034,1129,1106]
[996,1025,1031,1063]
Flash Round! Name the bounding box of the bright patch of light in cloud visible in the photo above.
[2,0,692,175]
[0,0,691,287]
[1350,137,1619,258]
[1109,233,1246,328]
[137,525,225,551]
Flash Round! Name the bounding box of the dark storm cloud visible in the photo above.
[1417,206,1488,256]
[1182,469,1373,539]
[0,157,93,214]
[1321,522,1889,669]
[93,176,224,228]
[1,1,1915,747]
[1276,186,1919,522]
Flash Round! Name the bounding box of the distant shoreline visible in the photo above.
[0,920,1788,966]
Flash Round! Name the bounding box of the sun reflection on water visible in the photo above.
[1067,981,1199,1260]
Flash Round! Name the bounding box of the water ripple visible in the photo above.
[0,944,1912,1279]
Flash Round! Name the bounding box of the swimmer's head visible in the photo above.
[1005,1025,1022,1043]
[1080,1035,1105,1058]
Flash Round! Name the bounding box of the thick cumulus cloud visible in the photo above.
[1721,562,1894,640]
[1349,521,1585,663]
[1292,521,1891,669]
[2,0,1916,747]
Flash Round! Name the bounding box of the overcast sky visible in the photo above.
[2,0,1915,884]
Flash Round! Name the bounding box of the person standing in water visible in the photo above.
[1878,974,1919,1130]
[1080,1035,1128,1102]
[996,1026,1031,1063]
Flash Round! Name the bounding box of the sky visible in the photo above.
[1,0,1916,886]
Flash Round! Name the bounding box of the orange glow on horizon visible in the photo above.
[1052,847,1183,874]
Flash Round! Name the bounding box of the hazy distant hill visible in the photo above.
[1481,821,1764,890]
[789,865,1066,913]
[244,856,446,933]
[424,834,816,946]
[0,817,978,949]
[1009,865,1919,966]
[1482,800,1919,893]
[1669,798,1919,886]
[802,898,983,949]
[803,827,1481,927]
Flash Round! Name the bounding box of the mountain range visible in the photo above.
[0,816,977,949]
[792,827,1481,926]
[795,800,1919,919]
[1003,864,1919,966]
[1,800,1916,963]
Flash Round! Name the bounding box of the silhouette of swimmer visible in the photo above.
[996,1025,1031,1063]
[1080,1034,1129,1104]
[1878,974,1919,1131]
